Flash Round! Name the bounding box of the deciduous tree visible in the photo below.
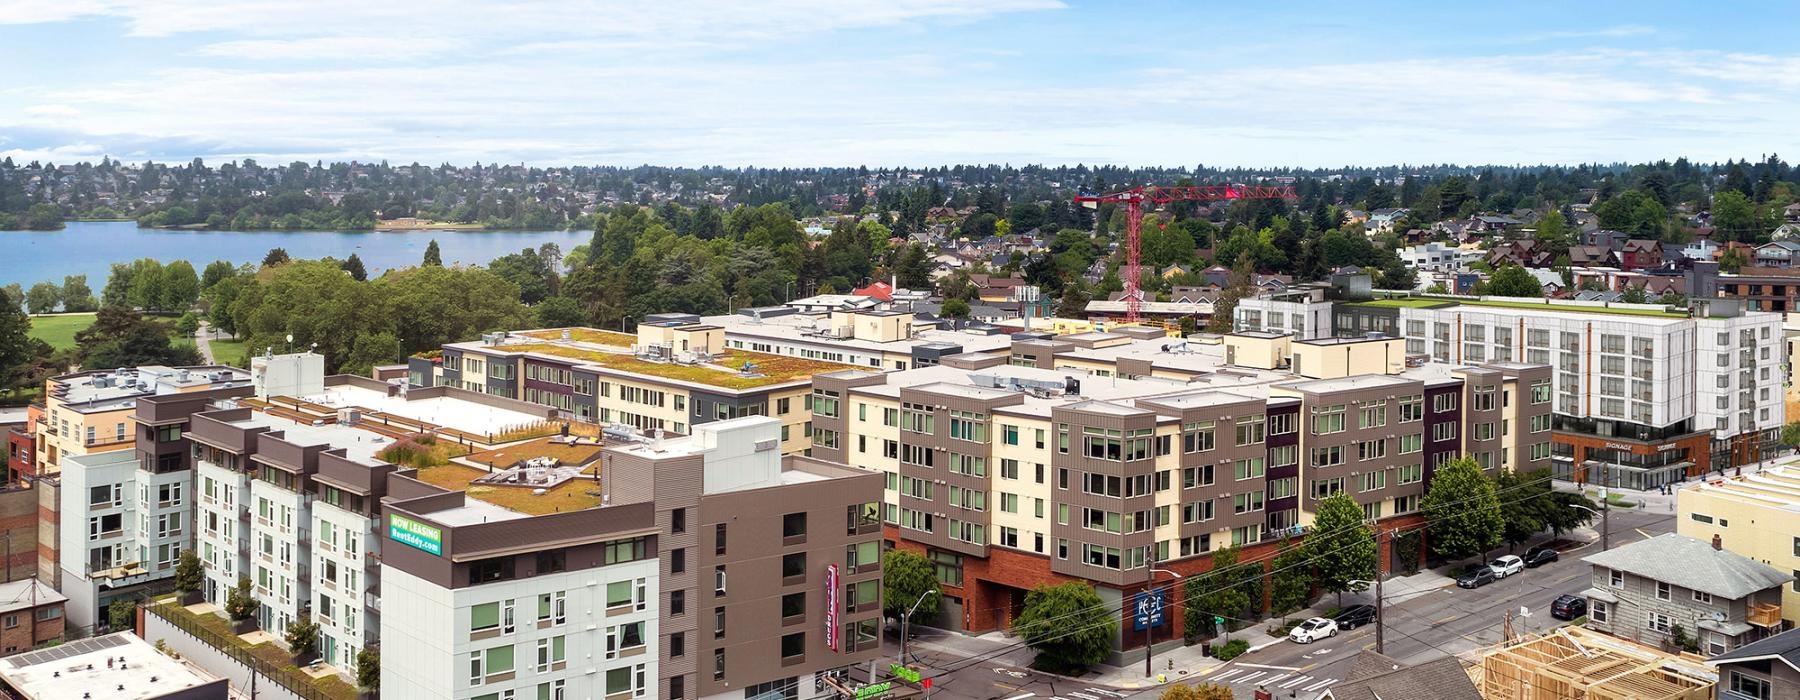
[1306,492,1377,606]
[1422,456,1503,561]
[1016,582,1115,673]
[882,549,941,623]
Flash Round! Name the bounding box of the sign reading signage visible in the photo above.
[389,514,443,556]
[854,682,893,700]
[824,563,840,651]
[1133,588,1165,630]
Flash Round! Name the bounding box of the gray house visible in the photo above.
[1708,627,1800,700]
[1582,533,1793,656]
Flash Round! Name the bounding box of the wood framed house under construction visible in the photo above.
[1478,626,1716,700]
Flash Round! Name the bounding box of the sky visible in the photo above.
[2,1,1799,169]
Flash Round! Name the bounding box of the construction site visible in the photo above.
[1474,626,1717,700]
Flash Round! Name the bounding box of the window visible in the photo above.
[1357,440,1386,461]
[604,623,643,659]
[715,523,727,555]
[1311,445,1344,468]
[1648,612,1672,634]
[1268,412,1295,435]
[713,649,726,681]
[1311,405,1346,434]
[1233,491,1264,514]
[1692,589,1711,604]
[1183,421,1216,452]
[715,565,729,594]
[604,664,646,697]
[1397,464,1422,484]
[608,580,644,610]
[782,553,806,579]
[1729,671,1772,700]
[1311,478,1344,499]
[1655,581,1671,601]
[714,607,727,638]
[472,602,501,632]
[1398,395,1423,422]
[1590,600,1608,623]
[1002,424,1019,445]
[1431,422,1457,442]
[669,590,685,616]
[1398,434,1423,454]
[1359,471,1387,492]
[1235,416,1265,445]
[1183,465,1214,488]
[782,512,807,540]
[537,591,567,625]
[1609,569,1624,589]
[1233,457,1264,481]
[1358,401,1386,428]
[469,645,514,684]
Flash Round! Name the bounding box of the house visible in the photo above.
[1774,223,1800,241]
[1167,286,1219,304]
[1756,241,1800,269]
[1527,268,1565,296]
[1398,242,1469,272]
[1201,265,1232,288]
[851,281,895,302]
[1582,533,1792,655]
[1486,239,1553,268]
[1367,208,1410,234]
[1681,238,1721,263]
[1478,626,1716,700]
[1159,263,1192,279]
[1622,239,1665,269]
[1785,202,1800,222]
[1321,651,1482,700]
[1706,627,1800,700]
[1587,228,1629,250]
[1470,214,1524,233]
[1569,245,1617,267]
[0,579,65,654]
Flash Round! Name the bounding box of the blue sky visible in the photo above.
[2,1,1798,168]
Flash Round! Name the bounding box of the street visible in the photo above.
[908,505,1676,700]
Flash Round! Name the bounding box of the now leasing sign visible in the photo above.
[389,514,443,556]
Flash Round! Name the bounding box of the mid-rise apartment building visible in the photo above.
[1239,289,1784,486]
[806,328,1549,653]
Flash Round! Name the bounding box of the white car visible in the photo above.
[1288,617,1338,644]
[1488,555,1525,579]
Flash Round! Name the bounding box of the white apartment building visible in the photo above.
[57,449,188,630]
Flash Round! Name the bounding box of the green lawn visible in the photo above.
[208,338,249,366]
[27,313,96,350]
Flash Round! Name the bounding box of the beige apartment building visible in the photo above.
[1677,465,1800,627]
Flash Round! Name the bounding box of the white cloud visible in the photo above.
[195,36,462,61]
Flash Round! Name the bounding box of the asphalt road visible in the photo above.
[910,505,1676,700]
[1198,506,1677,699]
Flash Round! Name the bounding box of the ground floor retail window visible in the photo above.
[746,676,798,700]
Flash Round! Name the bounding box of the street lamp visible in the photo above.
[1143,558,1183,679]
[1571,503,1609,551]
[898,589,936,668]
[1347,578,1384,654]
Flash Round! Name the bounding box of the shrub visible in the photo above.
[1212,639,1250,661]
[174,549,203,593]
[225,576,260,621]
[108,599,136,630]
[356,646,381,692]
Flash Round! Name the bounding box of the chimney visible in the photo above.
[1712,533,1723,551]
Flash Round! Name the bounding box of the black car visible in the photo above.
[1335,604,1377,630]
[1550,594,1587,620]
[1523,545,1559,568]
[1456,565,1496,589]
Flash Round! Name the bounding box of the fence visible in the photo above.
[144,600,357,700]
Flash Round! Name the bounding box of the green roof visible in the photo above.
[1346,299,1456,309]
[1352,296,1686,318]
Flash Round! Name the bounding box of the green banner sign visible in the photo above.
[890,665,921,683]
[855,682,893,700]
[389,514,443,556]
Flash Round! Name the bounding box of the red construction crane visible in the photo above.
[1075,184,1297,322]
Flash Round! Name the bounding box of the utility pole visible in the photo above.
[1142,556,1182,678]
[1375,530,1386,656]
[1601,461,1612,552]
[899,590,934,669]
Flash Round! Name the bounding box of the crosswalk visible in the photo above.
[1206,668,1340,694]
[1049,688,1126,700]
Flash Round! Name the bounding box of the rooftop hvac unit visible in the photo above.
[92,376,112,389]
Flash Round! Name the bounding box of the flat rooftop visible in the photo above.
[699,311,1016,355]
[1349,297,1690,320]
[224,410,391,464]
[456,335,847,391]
[302,384,546,436]
[50,365,251,413]
[0,633,220,700]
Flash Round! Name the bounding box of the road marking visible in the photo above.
[1067,693,1098,700]
[1237,672,1266,684]
[1085,690,1124,698]
[1260,674,1291,685]
[1433,615,1458,624]
[1212,670,1245,682]
[1636,528,1651,539]
[1303,679,1340,692]
[1001,694,1036,700]
[1279,676,1313,689]
[1235,663,1303,671]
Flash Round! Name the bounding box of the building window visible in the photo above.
[781,632,806,660]
[1729,671,1772,700]
[1609,569,1623,588]
[1648,612,1672,634]
[783,512,807,541]
[1693,590,1711,604]
[1655,581,1671,601]
[1590,600,1608,623]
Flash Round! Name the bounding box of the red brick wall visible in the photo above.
[0,603,64,653]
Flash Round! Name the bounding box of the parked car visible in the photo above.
[1550,594,1588,620]
[1334,604,1377,630]
[1457,565,1496,589]
[1288,617,1339,644]
[1488,555,1525,579]
[1523,546,1559,568]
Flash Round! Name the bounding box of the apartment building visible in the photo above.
[1677,465,1800,627]
[807,329,1549,652]
[29,365,251,480]
[408,323,849,454]
[1238,290,1785,485]
[379,416,884,700]
[699,307,1015,372]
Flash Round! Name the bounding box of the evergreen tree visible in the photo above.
[423,239,443,267]
[262,247,291,267]
[341,253,368,281]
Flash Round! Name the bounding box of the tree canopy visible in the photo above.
[1422,456,1504,561]
[1015,582,1116,673]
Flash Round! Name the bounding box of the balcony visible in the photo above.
[1749,602,1782,628]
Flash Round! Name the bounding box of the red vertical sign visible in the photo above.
[824,563,840,651]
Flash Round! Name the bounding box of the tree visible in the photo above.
[75,307,201,369]
[488,247,554,304]
[1183,546,1255,642]
[1720,246,1748,274]
[941,298,971,320]
[24,282,60,314]
[882,549,941,622]
[1158,683,1233,700]
[200,260,237,292]
[341,253,368,282]
[285,608,321,660]
[1305,492,1377,606]
[175,312,200,337]
[1015,582,1115,673]
[160,259,200,311]
[108,599,136,631]
[0,293,31,394]
[895,243,933,290]
[262,247,291,267]
[225,575,259,620]
[423,239,443,266]
[1268,537,1311,615]
[535,296,586,328]
[1495,469,1548,549]
[1540,488,1598,539]
[60,275,96,312]
[1620,284,1647,304]
[1422,456,1503,561]
[1712,190,1758,243]
[356,647,381,693]
[1782,422,1800,449]
[1657,290,1687,307]
[174,549,203,593]
[1485,263,1544,298]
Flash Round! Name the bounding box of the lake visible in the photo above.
[0,221,593,289]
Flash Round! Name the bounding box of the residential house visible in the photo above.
[1470,214,1523,234]
[1587,228,1629,251]
[1321,651,1481,700]
[1774,223,1800,241]
[1678,466,1800,626]
[1785,203,1800,222]
[1707,627,1800,700]
[1486,239,1553,268]
[1159,264,1192,279]
[1622,239,1665,270]
[1683,238,1722,263]
[0,579,64,654]
[1569,245,1617,267]
[1398,242,1470,273]
[1757,242,1800,269]
[1582,533,1792,655]
[1367,208,1410,235]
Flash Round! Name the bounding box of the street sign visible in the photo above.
[1134,588,1166,630]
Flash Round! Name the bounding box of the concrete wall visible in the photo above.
[143,609,305,700]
